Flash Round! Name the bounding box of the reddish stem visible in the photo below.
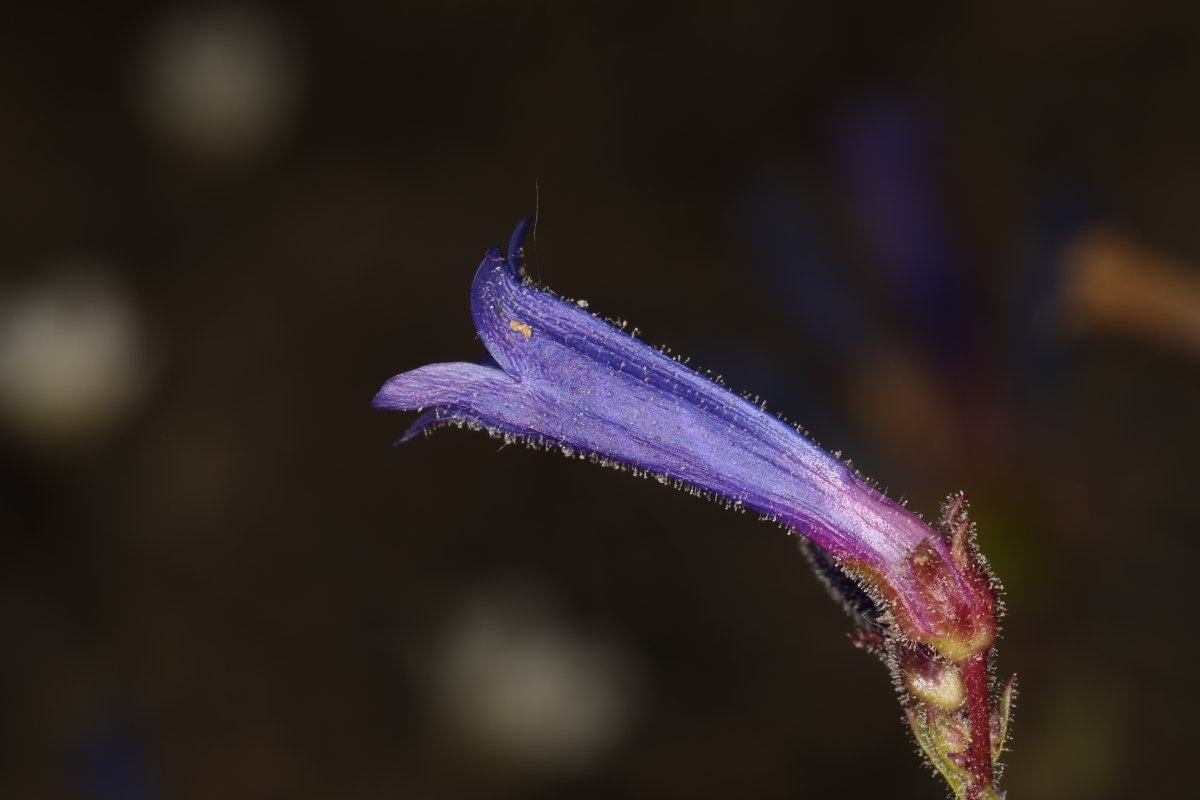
[961,649,994,799]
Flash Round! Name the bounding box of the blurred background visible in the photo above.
[3,2,1200,798]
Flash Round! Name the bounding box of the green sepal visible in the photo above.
[992,674,1017,764]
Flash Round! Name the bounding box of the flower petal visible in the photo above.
[372,361,515,442]
[373,361,513,409]
[380,227,937,571]
[375,222,1003,663]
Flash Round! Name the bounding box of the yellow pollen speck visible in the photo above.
[509,320,533,339]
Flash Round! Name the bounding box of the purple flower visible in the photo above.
[373,221,996,665]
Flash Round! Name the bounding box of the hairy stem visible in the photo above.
[962,649,994,799]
